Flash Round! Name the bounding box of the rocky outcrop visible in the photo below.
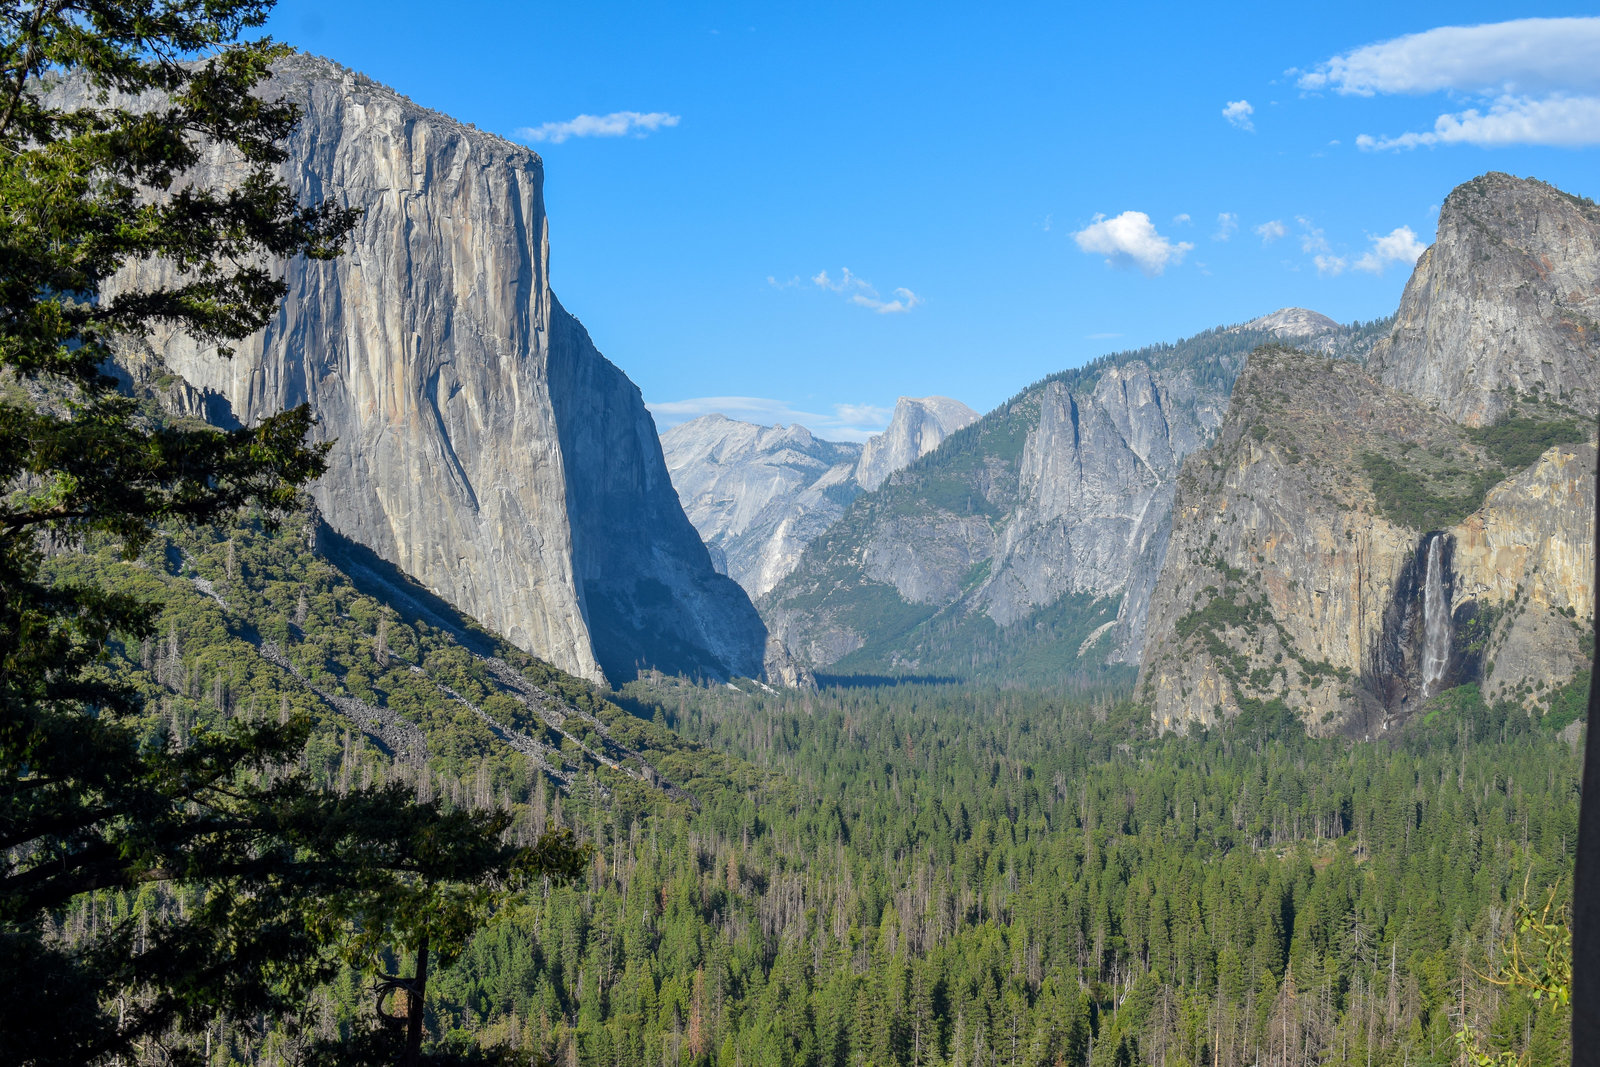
[1232,307,1340,341]
[95,54,765,685]
[1453,444,1596,704]
[855,397,979,491]
[1138,173,1598,735]
[1368,173,1600,426]
[660,416,862,597]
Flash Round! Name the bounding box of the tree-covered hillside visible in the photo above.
[32,498,1583,1065]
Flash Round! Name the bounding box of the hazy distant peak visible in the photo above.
[1234,308,1342,338]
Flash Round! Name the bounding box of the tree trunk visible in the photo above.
[402,933,430,1067]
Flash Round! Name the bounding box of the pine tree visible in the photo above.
[0,3,584,1063]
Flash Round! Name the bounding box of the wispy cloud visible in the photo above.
[649,396,894,442]
[1356,95,1600,150]
[1296,216,1330,254]
[1254,219,1287,243]
[1297,17,1600,149]
[1354,226,1427,273]
[1297,18,1600,96]
[1213,212,1239,241]
[1072,212,1193,276]
[799,268,923,314]
[1314,254,1347,276]
[1222,99,1255,131]
[515,110,681,144]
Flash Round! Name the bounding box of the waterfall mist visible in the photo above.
[1420,533,1451,701]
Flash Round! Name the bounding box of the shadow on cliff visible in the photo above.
[314,517,500,661]
[546,296,769,686]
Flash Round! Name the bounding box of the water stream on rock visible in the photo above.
[1420,533,1451,701]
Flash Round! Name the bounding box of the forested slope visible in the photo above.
[51,492,1584,1067]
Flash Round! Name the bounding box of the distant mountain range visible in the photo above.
[85,53,1593,723]
[665,174,1594,724]
[747,313,1384,684]
[660,397,976,598]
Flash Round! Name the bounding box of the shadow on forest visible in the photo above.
[314,520,498,659]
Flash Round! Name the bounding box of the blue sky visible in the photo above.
[264,2,1600,440]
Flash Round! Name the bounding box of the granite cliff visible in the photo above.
[1369,173,1600,427]
[96,54,765,685]
[660,396,975,599]
[1138,174,1597,734]
[759,319,1381,683]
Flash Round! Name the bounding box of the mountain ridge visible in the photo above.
[758,317,1387,683]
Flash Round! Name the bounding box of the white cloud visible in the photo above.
[1296,216,1330,254]
[1314,254,1347,276]
[1072,212,1193,276]
[1222,99,1255,131]
[1213,212,1238,241]
[648,397,893,442]
[805,268,922,313]
[516,110,681,144]
[1356,94,1600,150]
[1297,18,1600,96]
[852,288,922,314]
[1298,18,1600,150]
[1354,226,1428,273]
[1254,219,1287,243]
[1173,213,1192,225]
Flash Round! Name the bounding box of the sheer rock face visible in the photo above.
[855,397,979,491]
[978,361,1217,643]
[101,54,764,685]
[659,416,862,598]
[1453,444,1596,704]
[760,343,1252,681]
[548,307,766,682]
[1138,173,1598,735]
[1368,172,1600,427]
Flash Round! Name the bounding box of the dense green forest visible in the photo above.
[45,501,1581,1065]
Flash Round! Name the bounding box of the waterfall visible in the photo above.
[1419,533,1451,700]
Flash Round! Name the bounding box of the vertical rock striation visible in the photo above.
[98,54,765,685]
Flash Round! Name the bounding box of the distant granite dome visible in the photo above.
[89,53,766,685]
[855,397,980,491]
[661,415,862,598]
[1234,308,1341,339]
